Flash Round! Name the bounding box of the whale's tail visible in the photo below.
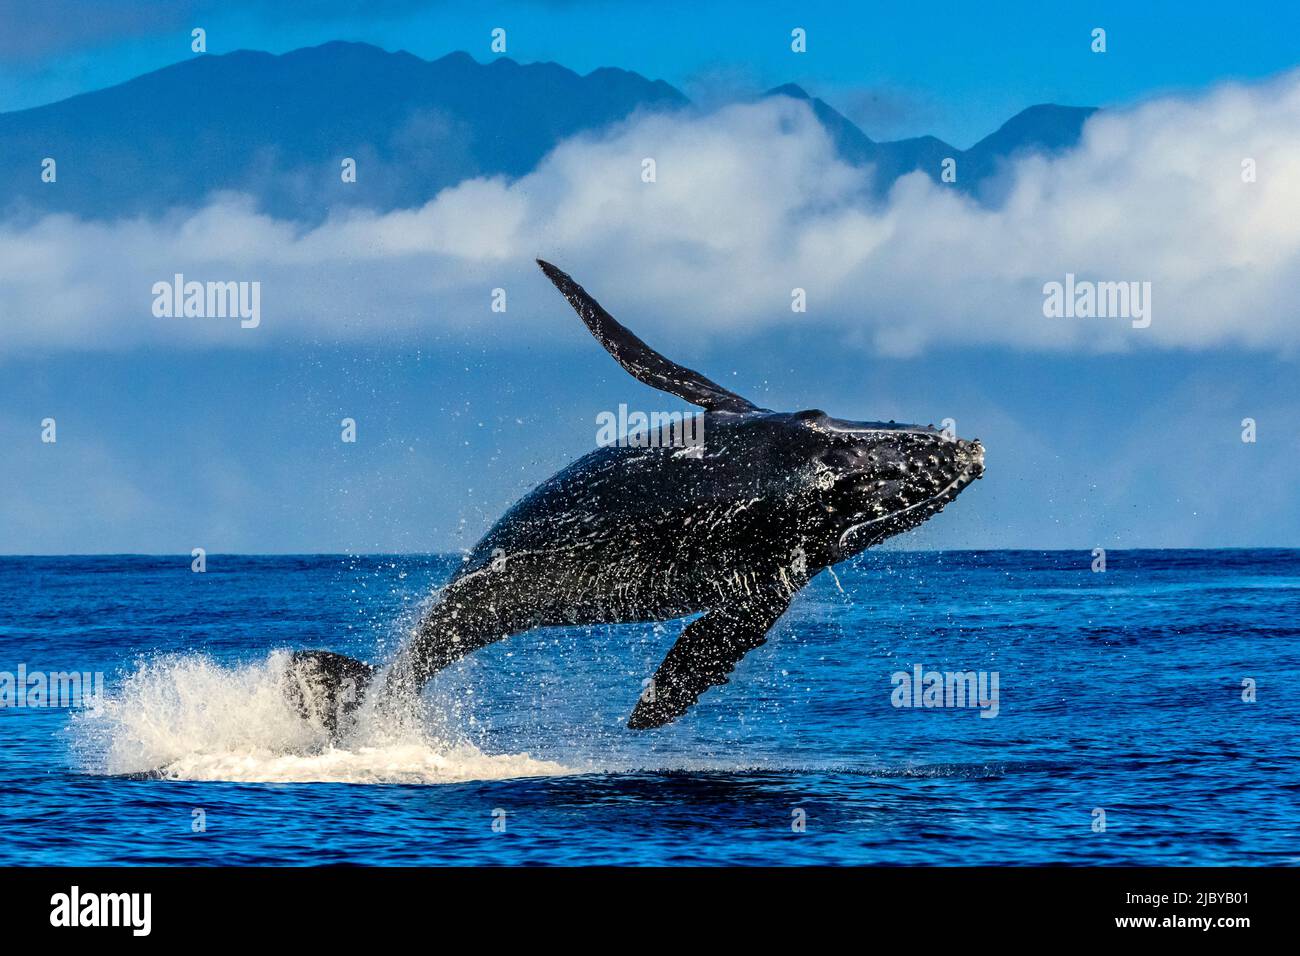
[284,650,374,736]
[283,593,502,739]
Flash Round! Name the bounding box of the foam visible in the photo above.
[71,651,570,785]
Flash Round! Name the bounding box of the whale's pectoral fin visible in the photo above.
[627,587,794,729]
[536,259,761,414]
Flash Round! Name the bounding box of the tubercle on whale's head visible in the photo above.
[775,408,985,557]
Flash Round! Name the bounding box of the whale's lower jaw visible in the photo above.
[835,464,983,555]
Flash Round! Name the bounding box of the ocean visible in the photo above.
[1,549,1296,866]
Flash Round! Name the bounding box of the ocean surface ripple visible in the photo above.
[1,550,1296,865]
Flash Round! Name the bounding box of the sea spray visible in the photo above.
[71,651,570,785]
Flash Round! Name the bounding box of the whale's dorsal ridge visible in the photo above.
[537,259,760,414]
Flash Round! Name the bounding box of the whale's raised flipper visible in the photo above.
[537,259,760,414]
[627,586,794,729]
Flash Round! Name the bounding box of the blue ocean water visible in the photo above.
[0,550,1296,866]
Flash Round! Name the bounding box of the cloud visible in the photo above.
[3,71,1300,357]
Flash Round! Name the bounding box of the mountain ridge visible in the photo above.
[0,41,1096,221]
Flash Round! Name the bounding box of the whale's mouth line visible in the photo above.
[835,465,982,551]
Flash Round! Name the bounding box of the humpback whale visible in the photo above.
[291,260,985,731]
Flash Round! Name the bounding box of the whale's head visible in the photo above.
[780,409,984,558]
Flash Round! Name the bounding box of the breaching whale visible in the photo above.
[289,260,984,731]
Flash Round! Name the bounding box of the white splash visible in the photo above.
[71,651,571,785]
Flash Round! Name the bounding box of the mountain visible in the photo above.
[0,42,1094,222]
[763,83,956,191]
[0,41,688,221]
[960,103,1099,197]
[762,84,1095,196]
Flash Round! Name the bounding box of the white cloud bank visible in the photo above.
[3,70,1300,356]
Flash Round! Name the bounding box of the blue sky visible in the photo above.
[1,1,1298,553]
[3,0,1299,144]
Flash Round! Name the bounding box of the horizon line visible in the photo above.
[1,546,1297,559]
